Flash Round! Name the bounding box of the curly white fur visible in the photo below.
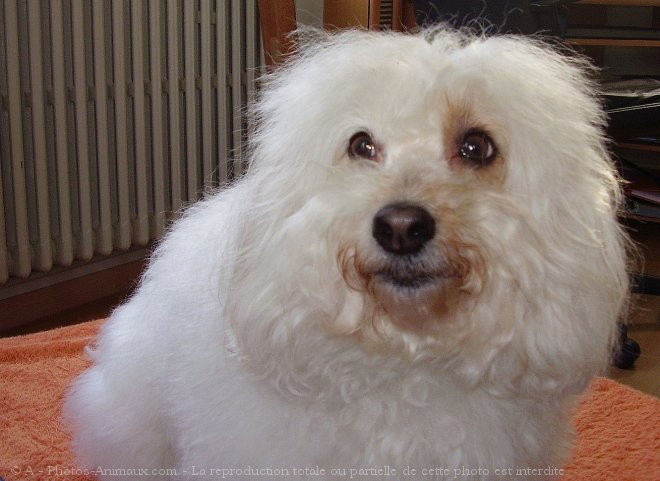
[64,28,629,481]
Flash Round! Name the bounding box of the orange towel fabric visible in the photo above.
[564,376,660,480]
[1,321,101,481]
[1,320,659,481]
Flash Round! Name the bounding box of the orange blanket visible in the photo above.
[1,320,659,481]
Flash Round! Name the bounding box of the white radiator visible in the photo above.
[0,0,261,286]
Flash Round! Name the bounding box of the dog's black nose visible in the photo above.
[372,203,436,256]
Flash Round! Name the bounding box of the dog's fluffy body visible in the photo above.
[65,29,629,480]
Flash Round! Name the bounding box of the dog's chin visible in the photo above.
[337,246,477,335]
[370,264,460,333]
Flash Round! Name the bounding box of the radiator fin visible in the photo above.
[379,0,394,29]
[0,0,261,286]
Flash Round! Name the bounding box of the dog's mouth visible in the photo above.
[366,259,461,332]
[338,245,478,333]
[370,258,455,292]
[373,267,446,290]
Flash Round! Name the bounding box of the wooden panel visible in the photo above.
[577,0,660,6]
[402,0,417,30]
[567,38,660,47]
[0,253,147,332]
[324,0,370,30]
[259,0,297,69]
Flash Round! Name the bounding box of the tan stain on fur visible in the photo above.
[443,97,507,185]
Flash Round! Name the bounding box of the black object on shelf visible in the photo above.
[613,323,641,370]
[632,273,660,296]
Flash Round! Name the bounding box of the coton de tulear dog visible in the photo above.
[65,28,630,480]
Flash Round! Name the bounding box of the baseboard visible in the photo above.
[0,249,149,333]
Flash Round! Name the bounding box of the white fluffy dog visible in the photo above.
[65,28,630,480]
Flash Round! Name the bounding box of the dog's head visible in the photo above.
[235,29,630,392]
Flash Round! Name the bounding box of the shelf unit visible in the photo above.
[565,1,660,225]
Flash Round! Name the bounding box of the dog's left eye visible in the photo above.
[348,132,379,161]
[458,130,497,166]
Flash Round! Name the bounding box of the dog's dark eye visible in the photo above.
[348,132,379,161]
[458,130,497,166]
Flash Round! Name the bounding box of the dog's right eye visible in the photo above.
[458,130,497,166]
[348,132,379,161]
